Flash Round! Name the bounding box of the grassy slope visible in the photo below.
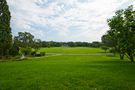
[40,47,103,54]
[0,47,135,90]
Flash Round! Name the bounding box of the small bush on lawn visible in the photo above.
[101,46,109,53]
[109,48,116,53]
[20,47,32,56]
[35,52,45,57]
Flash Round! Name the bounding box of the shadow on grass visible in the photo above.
[92,59,133,65]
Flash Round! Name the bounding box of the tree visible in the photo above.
[101,34,117,48]
[106,5,135,62]
[107,9,126,60]
[15,32,34,48]
[67,42,76,47]
[101,46,109,53]
[33,39,42,52]
[15,32,34,56]
[9,42,19,56]
[0,0,12,58]
[91,41,101,48]
[122,5,135,62]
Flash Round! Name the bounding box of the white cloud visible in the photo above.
[7,0,134,42]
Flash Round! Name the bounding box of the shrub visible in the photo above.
[101,46,109,53]
[20,47,32,56]
[35,52,45,57]
[109,48,116,54]
[31,51,36,56]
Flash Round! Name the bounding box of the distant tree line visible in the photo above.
[101,5,135,62]
[7,31,102,59]
[41,41,102,48]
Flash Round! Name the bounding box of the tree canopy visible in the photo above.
[0,0,12,58]
[102,5,135,62]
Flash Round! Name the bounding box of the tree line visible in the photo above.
[11,31,102,57]
[41,41,101,48]
[1,30,102,58]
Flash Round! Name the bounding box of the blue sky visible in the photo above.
[7,0,135,42]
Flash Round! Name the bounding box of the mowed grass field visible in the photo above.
[0,47,135,90]
[40,47,103,54]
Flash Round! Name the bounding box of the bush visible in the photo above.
[109,48,116,54]
[31,51,36,56]
[20,47,32,56]
[35,52,45,57]
[101,46,109,53]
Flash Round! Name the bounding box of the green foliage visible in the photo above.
[109,47,116,54]
[101,46,109,53]
[14,32,34,48]
[31,49,45,57]
[34,52,45,57]
[0,0,12,57]
[33,39,42,51]
[41,41,101,48]
[103,5,135,62]
[101,34,117,48]
[20,47,32,56]
[14,32,42,57]
[9,43,19,56]
[91,41,101,48]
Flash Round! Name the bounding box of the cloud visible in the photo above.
[7,0,134,42]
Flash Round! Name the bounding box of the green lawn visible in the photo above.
[0,47,135,90]
[39,47,103,54]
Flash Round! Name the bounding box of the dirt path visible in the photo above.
[46,53,114,56]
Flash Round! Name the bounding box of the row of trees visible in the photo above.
[102,5,135,62]
[3,31,102,58]
[41,41,101,48]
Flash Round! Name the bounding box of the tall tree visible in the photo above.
[105,5,135,62]
[0,0,12,58]
[122,5,135,62]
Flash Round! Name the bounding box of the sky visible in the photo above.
[7,0,135,42]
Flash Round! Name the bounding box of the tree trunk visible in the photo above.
[6,49,9,58]
[1,49,4,59]
[130,55,134,62]
[120,52,124,60]
[127,52,134,62]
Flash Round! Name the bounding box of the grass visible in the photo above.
[0,47,135,90]
[39,47,103,54]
